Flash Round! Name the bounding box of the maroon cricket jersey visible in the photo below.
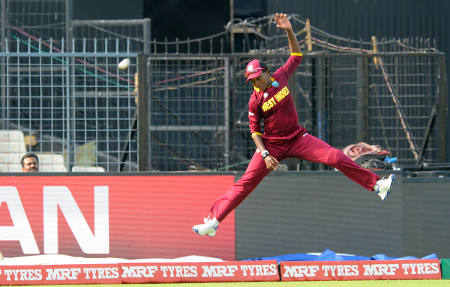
[248,54,306,142]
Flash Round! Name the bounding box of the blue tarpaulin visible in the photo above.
[243,249,438,263]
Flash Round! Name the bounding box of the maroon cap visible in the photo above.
[245,59,266,83]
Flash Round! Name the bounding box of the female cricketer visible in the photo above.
[193,13,396,237]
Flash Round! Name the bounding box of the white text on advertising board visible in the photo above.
[0,186,109,254]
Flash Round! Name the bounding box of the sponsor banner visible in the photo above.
[0,175,235,260]
[0,261,279,285]
[120,260,279,283]
[280,259,441,281]
[0,264,121,285]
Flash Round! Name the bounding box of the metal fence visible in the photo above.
[1,49,444,172]
[1,0,68,42]
[146,56,230,171]
[71,19,151,53]
[144,52,447,171]
[1,0,150,54]
[0,4,447,172]
[0,39,138,172]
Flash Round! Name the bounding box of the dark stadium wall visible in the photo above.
[235,171,403,259]
[73,0,230,47]
[143,0,230,41]
[73,0,144,20]
[73,0,230,40]
[235,171,450,260]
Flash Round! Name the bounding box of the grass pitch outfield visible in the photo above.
[36,280,448,287]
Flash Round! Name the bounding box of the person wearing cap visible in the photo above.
[193,13,396,237]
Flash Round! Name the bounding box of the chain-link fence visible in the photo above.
[0,49,446,172]
[145,52,446,171]
[146,56,230,171]
[0,38,138,172]
[71,19,151,53]
[0,4,447,172]
[2,0,68,42]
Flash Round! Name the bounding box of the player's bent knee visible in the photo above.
[326,149,347,167]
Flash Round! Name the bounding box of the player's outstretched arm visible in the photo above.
[274,13,301,54]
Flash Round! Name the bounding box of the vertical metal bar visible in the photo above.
[105,39,110,169]
[317,56,326,170]
[224,57,230,170]
[65,55,71,170]
[137,54,149,171]
[39,46,43,155]
[164,37,168,54]
[126,54,133,169]
[317,56,325,141]
[50,39,54,153]
[210,39,213,55]
[0,0,6,128]
[187,37,190,55]
[66,0,73,52]
[229,0,234,53]
[5,47,9,130]
[176,57,182,170]
[83,45,88,169]
[356,56,369,141]
[27,47,32,147]
[1,0,6,49]
[16,42,21,134]
[94,38,100,169]
[143,18,151,54]
[116,54,121,169]
[438,55,448,162]
[395,55,400,158]
[71,38,76,171]
[148,57,153,169]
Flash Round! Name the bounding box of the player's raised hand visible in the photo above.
[274,13,292,31]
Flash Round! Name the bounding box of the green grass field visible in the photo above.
[33,280,448,287]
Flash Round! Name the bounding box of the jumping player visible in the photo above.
[193,13,396,237]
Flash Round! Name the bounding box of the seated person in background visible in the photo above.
[21,153,39,172]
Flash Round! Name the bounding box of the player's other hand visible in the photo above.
[274,13,292,31]
[264,155,279,170]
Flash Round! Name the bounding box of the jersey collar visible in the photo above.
[253,77,276,93]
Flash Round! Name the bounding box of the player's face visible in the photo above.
[250,71,271,90]
[22,157,39,172]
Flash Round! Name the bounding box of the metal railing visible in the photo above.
[1,48,445,172]
[0,38,138,172]
[143,52,447,171]
[0,4,447,172]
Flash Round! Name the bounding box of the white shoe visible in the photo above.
[374,174,397,200]
[192,216,219,237]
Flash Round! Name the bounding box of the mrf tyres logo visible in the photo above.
[0,186,109,254]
